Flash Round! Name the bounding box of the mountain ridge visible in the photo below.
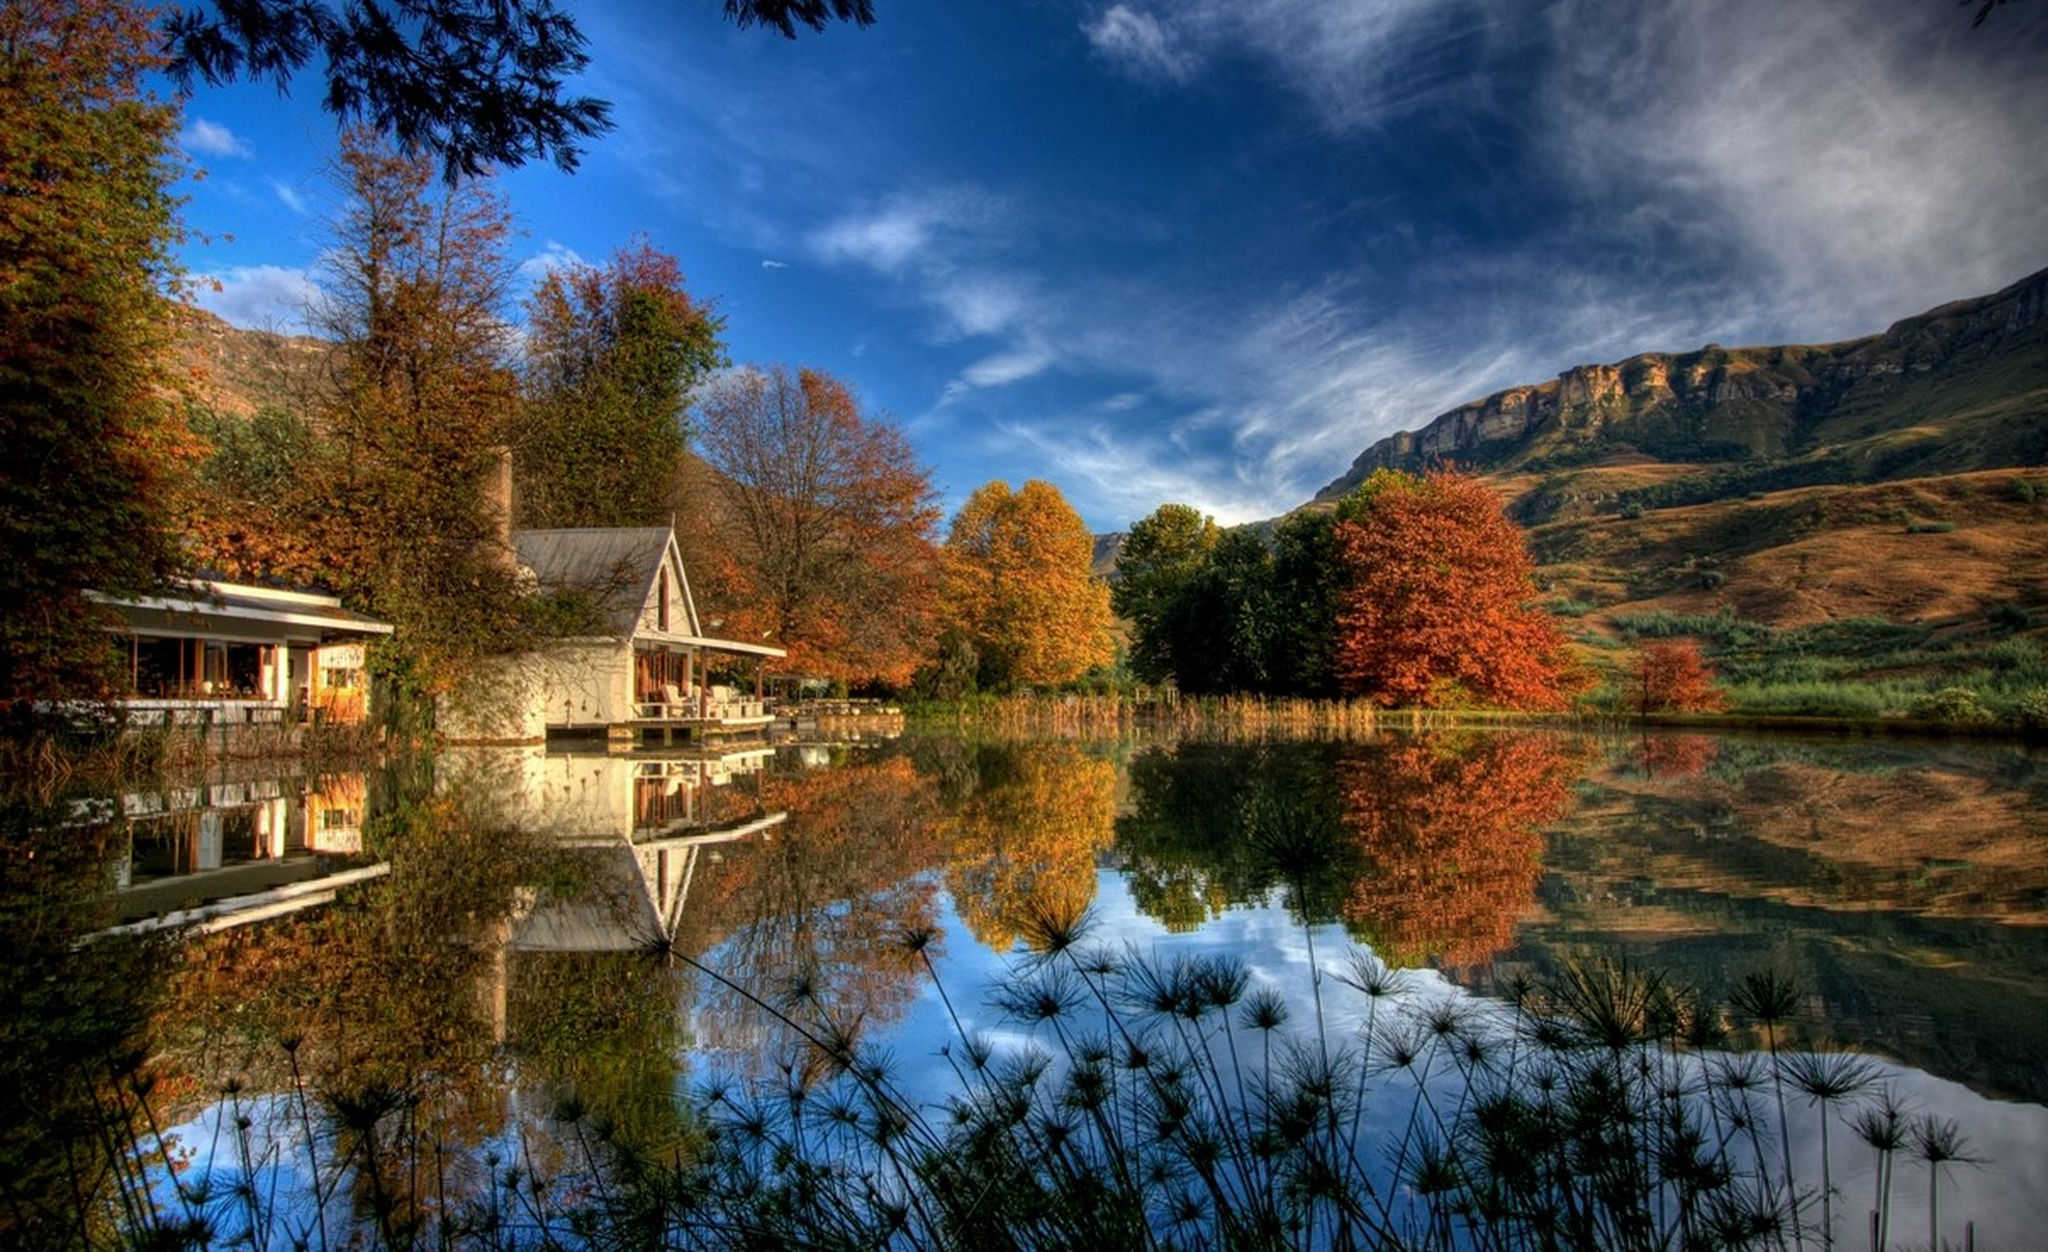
[1311,266,2048,508]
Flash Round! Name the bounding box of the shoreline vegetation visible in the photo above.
[913,692,2048,744]
[2,686,2038,788]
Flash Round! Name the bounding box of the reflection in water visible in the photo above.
[2,729,2044,1246]
[1336,733,1583,967]
[937,739,1118,950]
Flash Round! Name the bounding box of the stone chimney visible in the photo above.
[478,444,518,575]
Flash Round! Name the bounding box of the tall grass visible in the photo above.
[63,928,1993,1250]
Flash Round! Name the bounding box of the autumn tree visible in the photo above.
[516,240,725,529]
[942,479,1115,690]
[185,406,325,585]
[692,365,941,686]
[1112,503,1218,684]
[1333,469,1587,710]
[303,130,526,689]
[0,0,196,713]
[1632,638,1729,715]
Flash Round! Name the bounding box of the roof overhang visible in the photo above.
[90,582,393,639]
[634,630,787,659]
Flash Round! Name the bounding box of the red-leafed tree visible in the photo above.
[691,365,942,687]
[1632,638,1729,715]
[1333,469,1587,710]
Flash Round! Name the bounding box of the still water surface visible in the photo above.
[7,728,2045,1246]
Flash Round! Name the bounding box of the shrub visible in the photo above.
[1983,636,2046,680]
[2012,687,2048,732]
[1618,501,1646,520]
[1910,686,1994,726]
[1631,639,1729,714]
[1905,519,1957,534]
[1989,602,2034,631]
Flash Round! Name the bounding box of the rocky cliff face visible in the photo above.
[1312,266,2048,503]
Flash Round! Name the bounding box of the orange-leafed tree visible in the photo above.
[944,741,1118,950]
[1632,638,1729,715]
[0,0,199,711]
[1339,733,1585,969]
[942,479,1115,690]
[692,365,942,687]
[1333,469,1587,710]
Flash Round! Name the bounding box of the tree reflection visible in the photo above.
[1116,741,1360,931]
[1116,734,1586,970]
[681,752,946,1069]
[1338,733,1584,969]
[940,741,1118,951]
[0,791,173,1250]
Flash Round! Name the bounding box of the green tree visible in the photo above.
[516,240,725,529]
[1269,509,1343,697]
[0,0,194,714]
[1111,503,1217,685]
[162,0,878,177]
[1164,528,1280,696]
[942,480,1114,690]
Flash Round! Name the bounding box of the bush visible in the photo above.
[1989,602,2033,631]
[1910,686,1994,726]
[1983,636,2046,680]
[2012,687,2048,732]
[1618,501,1646,520]
[1905,519,1957,534]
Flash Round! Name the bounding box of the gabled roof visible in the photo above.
[512,527,679,638]
[511,526,787,658]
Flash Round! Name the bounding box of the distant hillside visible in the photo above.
[171,304,333,418]
[1312,266,2048,519]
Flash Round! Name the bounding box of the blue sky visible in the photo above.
[171,0,2048,532]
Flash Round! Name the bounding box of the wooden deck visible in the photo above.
[606,699,779,745]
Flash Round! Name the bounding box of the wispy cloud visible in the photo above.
[807,189,1006,276]
[268,179,308,215]
[191,265,321,333]
[1537,0,2048,339]
[180,118,251,159]
[1083,0,1479,129]
[761,258,788,270]
[1082,6,1198,84]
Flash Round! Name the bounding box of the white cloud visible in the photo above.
[268,179,308,215]
[1082,6,1199,84]
[1537,0,2048,340]
[190,265,322,333]
[180,118,250,159]
[518,240,587,285]
[761,258,788,270]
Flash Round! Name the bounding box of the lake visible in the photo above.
[5,727,2044,1248]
